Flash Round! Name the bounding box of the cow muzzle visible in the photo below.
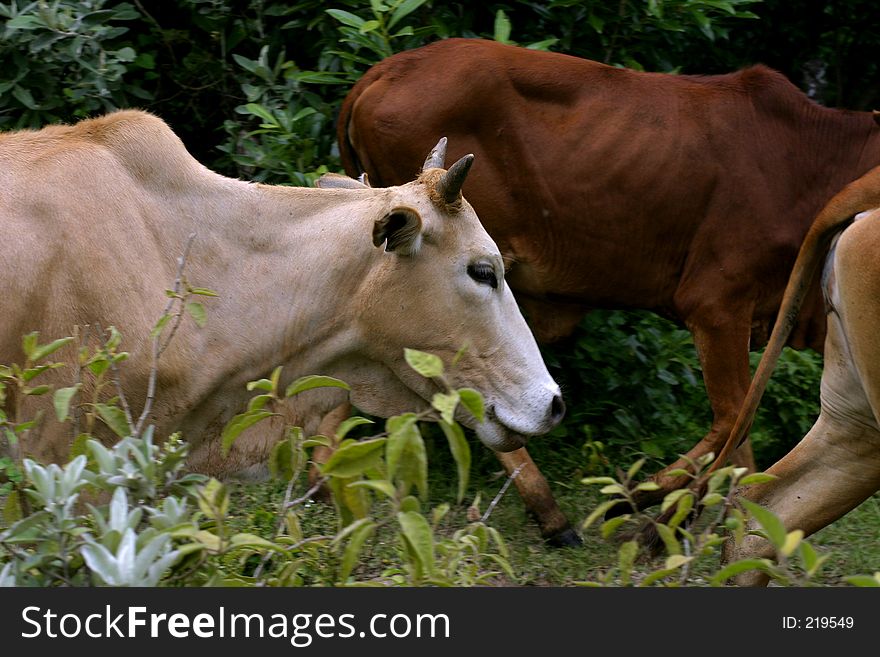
[475,386,566,452]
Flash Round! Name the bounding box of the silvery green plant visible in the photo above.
[80,488,182,586]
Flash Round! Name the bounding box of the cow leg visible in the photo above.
[722,413,880,585]
[306,401,353,502]
[629,308,756,511]
[494,448,582,546]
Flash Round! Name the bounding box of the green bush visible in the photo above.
[0,0,151,128]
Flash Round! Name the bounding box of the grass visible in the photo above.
[219,428,880,587]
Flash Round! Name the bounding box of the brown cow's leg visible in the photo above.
[627,311,756,512]
[495,448,581,546]
[722,413,880,586]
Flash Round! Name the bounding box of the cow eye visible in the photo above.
[467,262,498,289]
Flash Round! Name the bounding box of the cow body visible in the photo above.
[720,166,880,585]
[338,38,880,513]
[0,110,563,477]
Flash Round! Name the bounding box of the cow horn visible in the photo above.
[422,137,447,170]
[437,154,474,204]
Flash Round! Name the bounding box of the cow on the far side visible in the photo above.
[337,38,880,541]
[720,165,880,585]
[0,110,564,479]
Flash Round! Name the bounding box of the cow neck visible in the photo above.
[176,179,385,395]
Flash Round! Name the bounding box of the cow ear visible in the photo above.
[373,207,423,254]
[315,172,369,189]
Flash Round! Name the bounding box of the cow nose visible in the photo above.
[549,393,566,426]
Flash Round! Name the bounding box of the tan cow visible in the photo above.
[719,165,880,585]
[0,110,564,478]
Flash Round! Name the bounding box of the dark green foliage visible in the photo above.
[0,1,151,128]
[541,311,709,471]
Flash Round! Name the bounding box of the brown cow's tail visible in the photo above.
[714,165,880,471]
[337,73,373,180]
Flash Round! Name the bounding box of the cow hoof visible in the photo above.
[545,527,583,548]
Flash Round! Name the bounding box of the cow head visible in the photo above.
[320,139,564,451]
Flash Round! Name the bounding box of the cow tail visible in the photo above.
[337,75,369,179]
[713,165,880,473]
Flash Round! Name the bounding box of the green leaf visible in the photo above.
[53,384,81,422]
[457,388,484,423]
[186,302,207,328]
[600,514,631,539]
[740,499,787,550]
[581,476,617,486]
[582,499,628,530]
[23,385,51,396]
[221,410,274,455]
[617,540,638,586]
[30,337,74,362]
[22,332,39,360]
[229,533,280,550]
[655,522,681,555]
[398,510,435,578]
[12,86,38,110]
[780,529,804,557]
[431,391,459,424]
[493,9,512,44]
[242,102,277,125]
[439,421,470,503]
[404,348,443,378]
[388,0,427,29]
[665,554,693,570]
[285,375,349,397]
[385,414,427,499]
[385,413,419,479]
[246,379,274,392]
[844,574,880,587]
[268,436,296,481]
[303,435,333,449]
[247,394,275,412]
[799,540,829,577]
[339,520,376,582]
[189,287,218,297]
[326,9,366,28]
[321,437,387,478]
[627,458,647,480]
[150,314,171,339]
[347,480,396,499]
[95,403,131,437]
[335,416,374,441]
[737,473,778,486]
[197,478,229,521]
[668,492,695,529]
[709,558,774,585]
[359,19,380,34]
[660,488,692,513]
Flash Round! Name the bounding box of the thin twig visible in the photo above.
[133,233,196,436]
[481,463,526,523]
[285,476,330,510]
[109,356,135,433]
[254,475,332,583]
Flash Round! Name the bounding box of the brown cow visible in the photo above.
[337,37,880,540]
[720,165,880,585]
[0,110,564,478]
